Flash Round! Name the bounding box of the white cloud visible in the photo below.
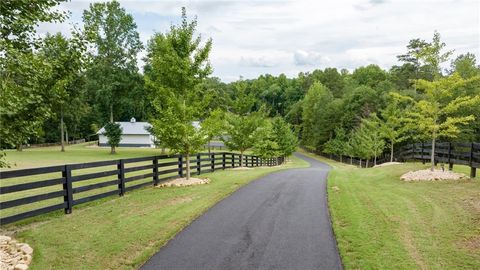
[37,0,480,82]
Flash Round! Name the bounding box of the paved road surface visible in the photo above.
[141,153,343,270]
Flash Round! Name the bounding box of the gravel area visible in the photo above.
[157,177,210,187]
[0,236,33,270]
[401,169,467,181]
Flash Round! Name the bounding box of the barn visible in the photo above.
[97,118,155,148]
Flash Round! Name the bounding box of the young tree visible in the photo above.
[323,127,347,162]
[82,0,143,123]
[252,120,280,159]
[146,7,212,180]
[405,74,480,170]
[361,114,386,166]
[223,113,262,167]
[271,117,298,158]
[103,122,122,154]
[380,93,411,162]
[202,109,226,153]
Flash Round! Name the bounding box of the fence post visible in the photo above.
[256,156,259,167]
[178,155,184,178]
[62,165,73,214]
[197,153,201,175]
[448,142,453,170]
[470,143,476,178]
[118,160,125,196]
[232,153,235,168]
[211,153,215,172]
[421,143,425,164]
[222,153,226,170]
[153,156,159,186]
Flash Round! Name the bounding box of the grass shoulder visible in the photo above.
[300,149,480,269]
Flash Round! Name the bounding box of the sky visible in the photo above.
[37,0,480,82]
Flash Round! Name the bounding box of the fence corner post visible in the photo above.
[178,155,184,178]
[118,159,125,196]
[211,153,215,172]
[222,153,226,170]
[153,156,159,186]
[62,165,73,214]
[448,142,453,170]
[197,153,201,175]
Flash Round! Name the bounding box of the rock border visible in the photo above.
[0,236,33,270]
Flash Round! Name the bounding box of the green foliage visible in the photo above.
[146,7,212,178]
[252,120,280,159]
[103,122,122,154]
[223,112,262,166]
[0,0,67,49]
[82,0,143,122]
[199,109,225,152]
[271,117,298,157]
[450,53,480,79]
[323,127,348,159]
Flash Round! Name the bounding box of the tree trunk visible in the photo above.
[185,154,191,180]
[359,159,362,168]
[65,128,68,146]
[111,146,115,154]
[374,154,377,166]
[161,147,166,154]
[390,142,394,162]
[60,107,65,152]
[110,104,113,123]
[366,159,369,168]
[16,143,23,152]
[208,141,211,153]
[350,157,353,165]
[431,136,436,171]
[340,155,343,162]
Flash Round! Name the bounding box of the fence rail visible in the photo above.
[0,152,284,225]
[313,141,479,178]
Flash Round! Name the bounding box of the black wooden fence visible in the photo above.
[0,152,284,225]
[314,142,479,178]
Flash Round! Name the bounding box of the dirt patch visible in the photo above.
[374,162,403,167]
[401,169,467,181]
[157,177,210,187]
[459,236,480,250]
[0,235,33,270]
[331,186,340,192]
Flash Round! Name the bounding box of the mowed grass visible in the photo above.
[300,150,480,270]
[1,155,308,270]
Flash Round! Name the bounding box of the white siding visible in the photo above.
[99,134,154,147]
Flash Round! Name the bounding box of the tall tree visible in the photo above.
[271,117,298,158]
[146,7,212,179]
[450,53,480,79]
[418,31,454,79]
[40,32,86,151]
[82,0,143,123]
[202,109,226,153]
[224,112,262,166]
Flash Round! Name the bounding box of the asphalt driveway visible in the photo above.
[141,152,342,270]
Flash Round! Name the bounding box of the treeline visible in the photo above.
[1,1,479,172]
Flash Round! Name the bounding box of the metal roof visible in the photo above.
[97,122,152,135]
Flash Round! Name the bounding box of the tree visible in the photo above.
[323,127,347,162]
[380,94,410,162]
[0,0,67,49]
[301,82,334,150]
[252,120,280,159]
[40,32,86,152]
[397,38,430,87]
[202,109,226,153]
[450,53,480,79]
[404,74,480,170]
[103,122,122,154]
[418,31,453,79]
[83,0,143,123]
[360,114,386,166]
[271,117,298,158]
[146,7,212,180]
[223,112,262,167]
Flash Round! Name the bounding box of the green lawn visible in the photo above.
[300,149,480,270]
[1,154,308,270]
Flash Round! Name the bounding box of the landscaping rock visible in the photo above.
[0,235,33,270]
[401,169,467,181]
[157,177,210,187]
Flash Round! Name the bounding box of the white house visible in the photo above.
[97,118,155,148]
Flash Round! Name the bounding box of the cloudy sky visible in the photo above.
[38,0,480,82]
